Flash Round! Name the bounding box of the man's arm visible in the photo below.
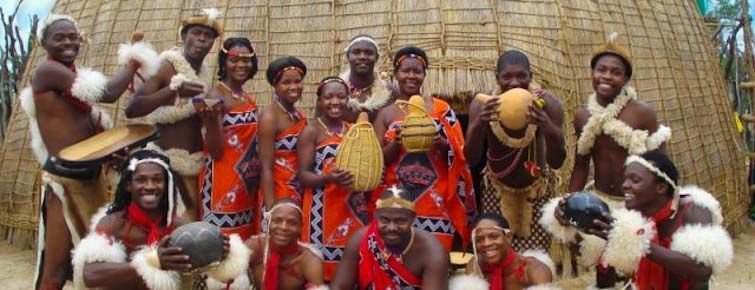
[124,63,175,118]
[200,86,226,159]
[525,258,554,286]
[420,238,450,290]
[635,100,668,154]
[301,250,325,287]
[31,62,76,93]
[330,229,364,290]
[568,108,590,192]
[83,263,150,289]
[464,97,489,167]
[100,61,140,103]
[537,91,566,169]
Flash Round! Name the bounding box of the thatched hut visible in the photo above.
[0,0,747,248]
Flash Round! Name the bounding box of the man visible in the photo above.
[245,199,326,290]
[331,185,450,290]
[126,8,223,220]
[21,14,154,290]
[465,50,566,252]
[451,213,558,290]
[72,150,250,290]
[564,33,671,288]
[339,34,394,122]
[543,151,733,290]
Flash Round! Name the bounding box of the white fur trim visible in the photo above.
[88,205,110,232]
[602,208,655,275]
[449,274,489,290]
[146,101,196,125]
[72,233,127,290]
[680,185,723,225]
[19,88,48,164]
[340,69,392,112]
[169,73,189,91]
[202,8,221,24]
[646,125,671,151]
[145,47,210,124]
[521,250,557,279]
[578,233,606,267]
[39,14,79,42]
[343,36,379,53]
[525,284,562,290]
[118,41,160,78]
[205,273,250,290]
[669,224,733,274]
[539,197,577,243]
[130,247,181,290]
[71,68,108,104]
[206,234,250,283]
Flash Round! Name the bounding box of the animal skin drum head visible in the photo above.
[168,222,224,269]
[563,191,611,233]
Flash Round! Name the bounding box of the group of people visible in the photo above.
[24,7,734,290]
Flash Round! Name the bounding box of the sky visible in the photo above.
[0,0,55,50]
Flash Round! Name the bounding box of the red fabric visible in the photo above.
[634,201,693,290]
[271,116,308,202]
[44,56,95,114]
[482,249,518,290]
[126,203,172,246]
[358,221,421,289]
[263,241,299,290]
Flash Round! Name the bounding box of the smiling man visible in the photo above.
[330,185,450,290]
[339,34,394,122]
[125,8,223,220]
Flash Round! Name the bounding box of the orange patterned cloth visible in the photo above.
[381,98,476,250]
[199,96,261,239]
[301,125,370,281]
[272,114,307,203]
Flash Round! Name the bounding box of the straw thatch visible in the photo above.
[0,0,748,249]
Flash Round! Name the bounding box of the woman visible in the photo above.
[259,56,308,209]
[373,46,476,250]
[298,76,364,281]
[198,37,261,239]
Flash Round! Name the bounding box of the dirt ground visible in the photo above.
[2,224,754,290]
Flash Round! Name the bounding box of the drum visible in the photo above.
[563,191,611,233]
[168,222,224,269]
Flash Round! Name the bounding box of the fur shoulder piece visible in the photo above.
[118,41,160,78]
[19,88,47,164]
[72,232,128,289]
[130,246,181,290]
[525,284,562,290]
[521,249,557,279]
[449,274,489,290]
[602,208,655,275]
[145,47,210,124]
[680,185,723,225]
[539,197,578,243]
[206,234,250,283]
[71,67,108,104]
[670,224,733,274]
[340,69,393,112]
[159,47,211,89]
[578,233,606,267]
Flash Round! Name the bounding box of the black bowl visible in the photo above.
[563,192,611,232]
[168,222,224,269]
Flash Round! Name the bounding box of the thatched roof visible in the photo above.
[0,0,747,248]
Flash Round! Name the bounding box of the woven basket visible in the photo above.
[398,96,436,153]
[335,112,384,192]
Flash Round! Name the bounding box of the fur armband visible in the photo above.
[577,233,606,267]
[71,68,108,104]
[169,73,189,91]
[669,224,733,274]
[118,41,160,78]
[72,233,127,290]
[602,209,655,275]
[525,284,562,290]
[206,234,251,283]
[449,274,489,290]
[539,197,578,243]
[680,185,723,225]
[130,247,181,290]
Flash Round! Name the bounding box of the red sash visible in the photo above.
[634,202,693,290]
[358,221,421,290]
[126,203,173,246]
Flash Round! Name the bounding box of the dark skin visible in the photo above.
[343,40,388,123]
[569,54,664,197]
[373,58,449,165]
[465,63,566,188]
[259,70,305,208]
[586,163,714,286]
[200,45,256,159]
[330,208,450,290]
[465,219,553,289]
[298,83,354,189]
[82,163,196,289]
[124,25,218,217]
[32,19,140,290]
[245,205,324,290]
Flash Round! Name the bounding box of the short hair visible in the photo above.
[217,37,258,81]
[473,212,510,230]
[265,56,307,86]
[393,46,429,72]
[638,150,679,196]
[496,50,531,75]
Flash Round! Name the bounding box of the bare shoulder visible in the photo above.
[417,229,446,261]
[679,199,714,226]
[31,62,74,90]
[573,105,590,130]
[626,99,656,117]
[94,211,126,236]
[524,256,554,284]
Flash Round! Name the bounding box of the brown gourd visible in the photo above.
[475,88,544,130]
[335,112,384,191]
[397,95,437,153]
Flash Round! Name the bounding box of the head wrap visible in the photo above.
[179,8,223,37]
[590,32,633,79]
[266,56,307,85]
[344,34,379,54]
[375,185,416,212]
[393,46,429,71]
[38,14,80,42]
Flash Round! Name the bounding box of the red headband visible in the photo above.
[274,66,304,83]
[395,53,428,68]
[316,78,349,96]
[221,46,255,58]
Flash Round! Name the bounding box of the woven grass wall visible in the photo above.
[0,0,747,248]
